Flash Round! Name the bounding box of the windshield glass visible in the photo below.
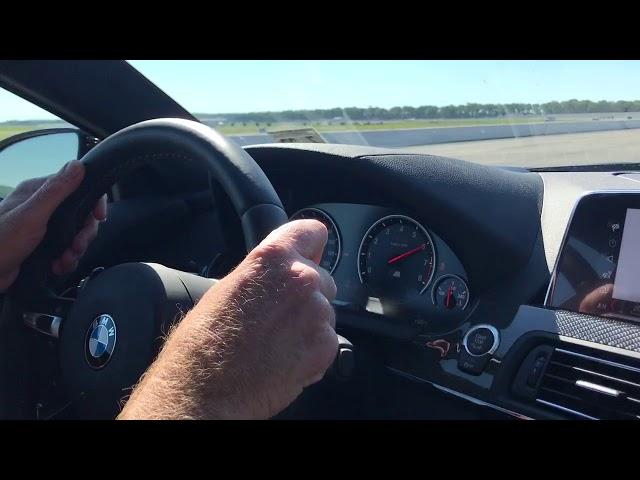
[130,60,640,169]
[8,60,640,170]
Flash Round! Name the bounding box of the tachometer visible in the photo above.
[358,215,436,297]
[290,208,341,274]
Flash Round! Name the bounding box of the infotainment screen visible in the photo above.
[547,192,640,321]
[612,208,640,304]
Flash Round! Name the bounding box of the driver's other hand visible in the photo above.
[0,160,107,292]
[119,219,339,420]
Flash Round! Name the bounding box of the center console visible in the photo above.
[386,190,640,420]
[509,191,640,419]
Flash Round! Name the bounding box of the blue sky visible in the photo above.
[3,60,640,120]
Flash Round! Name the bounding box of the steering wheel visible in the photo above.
[9,118,288,418]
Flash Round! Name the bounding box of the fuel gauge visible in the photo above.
[432,275,470,311]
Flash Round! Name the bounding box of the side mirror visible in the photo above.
[0,128,99,198]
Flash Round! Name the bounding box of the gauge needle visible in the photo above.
[387,244,426,265]
[445,284,454,309]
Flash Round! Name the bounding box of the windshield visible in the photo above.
[134,60,640,169]
[5,60,640,170]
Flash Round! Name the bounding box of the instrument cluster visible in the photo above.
[290,203,471,333]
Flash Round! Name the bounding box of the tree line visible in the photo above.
[200,100,640,123]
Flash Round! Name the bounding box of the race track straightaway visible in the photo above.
[398,129,640,168]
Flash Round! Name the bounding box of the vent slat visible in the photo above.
[545,362,640,398]
[536,348,640,420]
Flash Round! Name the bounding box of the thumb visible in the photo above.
[263,219,327,265]
[21,160,85,222]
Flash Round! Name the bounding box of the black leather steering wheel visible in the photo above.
[13,118,287,298]
[10,118,288,418]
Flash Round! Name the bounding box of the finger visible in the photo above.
[20,160,85,223]
[11,176,49,195]
[295,257,337,302]
[300,291,336,344]
[70,219,99,256]
[50,206,101,277]
[51,219,99,276]
[51,258,65,276]
[52,249,79,276]
[262,219,327,264]
[93,194,108,221]
[0,176,49,214]
[310,290,337,330]
[304,321,339,386]
[289,220,327,263]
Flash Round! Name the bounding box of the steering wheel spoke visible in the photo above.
[23,295,73,338]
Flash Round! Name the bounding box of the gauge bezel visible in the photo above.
[290,207,342,274]
[431,274,470,311]
[357,214,437,294]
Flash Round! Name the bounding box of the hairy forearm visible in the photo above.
[116,222,337,421]
[118,261,265,420]
[118,316,218,419]
[118,301,244,420]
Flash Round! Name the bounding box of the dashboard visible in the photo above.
[244,144,640,420]
[68,143,640,420]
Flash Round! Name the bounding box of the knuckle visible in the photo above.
[14,180,30,192]
[5,206,45,240]
[325,302,336,327]
[252,240,291,265]
[15,176,44,192]
[310,290,334,320]
[42,175,66,194]
[246,242,293,285]
[293,263,321,292]
[325,272,337,297]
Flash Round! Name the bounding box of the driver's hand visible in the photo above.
[0,160,107,292]
[119,219,338,420]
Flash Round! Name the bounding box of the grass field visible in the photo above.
[0,125,34,142]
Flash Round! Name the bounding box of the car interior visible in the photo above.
[1,60,640,420]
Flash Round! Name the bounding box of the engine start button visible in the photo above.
[463,325,500,357]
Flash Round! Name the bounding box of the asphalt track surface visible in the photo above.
[228,118,640,149]
[399,129,640,168]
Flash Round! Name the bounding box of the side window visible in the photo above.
[0,87,79,197]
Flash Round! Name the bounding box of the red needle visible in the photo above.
[387,244,426,265]
[445,284,454,309]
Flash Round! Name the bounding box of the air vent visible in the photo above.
[536,348,640,420]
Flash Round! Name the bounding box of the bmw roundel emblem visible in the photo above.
[85,314,117,369]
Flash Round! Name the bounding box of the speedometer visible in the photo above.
[358,215,436,297]
[290,208,341,274]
